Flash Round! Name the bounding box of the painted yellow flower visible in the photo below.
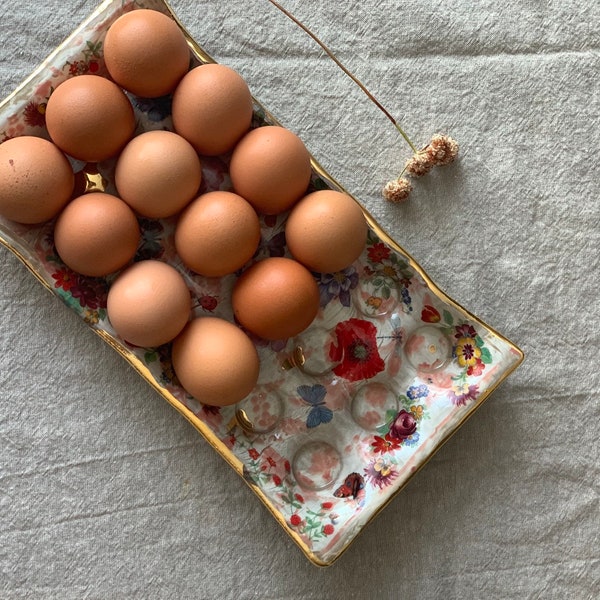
[410,405,424,420]
[455,337,481,367]
[367,296,383,309]
[382,265,397,278]
[83,309,99,325]
[373,457,392,477]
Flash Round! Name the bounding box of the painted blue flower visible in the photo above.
[403,432,420,447]
[407,384,429,400]
[401,285,412,308]
[316,266,359,307]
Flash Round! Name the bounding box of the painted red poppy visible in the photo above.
[329,318,385,382]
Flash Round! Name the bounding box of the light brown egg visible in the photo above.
[171,64,253,156]
[285,189,368,273]
[229,126,312,215]
[175,190,261,277]
[172,317,260,406]
[115,130,202,218]
[45,75,135,162]
[53,192,140,277]
[232,257,319,341]
[107,260,191,347]
[103,9,190,98]
[0,136,74,224]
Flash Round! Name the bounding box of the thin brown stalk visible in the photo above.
[266,0,418,153]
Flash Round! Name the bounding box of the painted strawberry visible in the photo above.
[421,305,441,323]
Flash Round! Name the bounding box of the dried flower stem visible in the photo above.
[266,0,418,153]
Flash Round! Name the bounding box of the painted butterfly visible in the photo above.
[297,384,333,429]
[333,472,365,499]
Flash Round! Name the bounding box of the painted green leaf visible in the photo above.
[480,347,493,364]
[398,395,412,409]
[57,291,81,311]
[443,310,454,326]
[475,335,485,347]
[144,350,158,363]
[86,40,102,55]
[381,285,391,300]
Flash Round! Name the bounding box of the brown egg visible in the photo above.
[285,190,367,273]
[172,317,260,406]
[175,191,260,277]
[115,131,202,218]
[45,75,135,162]
[0,136,73,224]
[53,192,140,277]
[103,9,190,98]
[107,260,191,347]
[171,64,253,156]
[232,257,319,340]
[229,126,312,215]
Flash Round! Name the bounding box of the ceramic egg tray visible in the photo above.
[0,0,524,566]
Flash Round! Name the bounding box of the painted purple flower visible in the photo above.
[69,274,108,310]
[364,458,398,489]
[388,409,417,440]
[455,323,478,339]
[317,266,359,307]
[407,383,429,400]
[400,285,412,309]
[449,383,479,406]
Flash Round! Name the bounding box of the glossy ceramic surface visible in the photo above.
[0,0,523,566]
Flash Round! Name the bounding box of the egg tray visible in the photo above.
[0,0,524,566]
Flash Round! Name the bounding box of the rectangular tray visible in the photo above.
[0,0,523,566]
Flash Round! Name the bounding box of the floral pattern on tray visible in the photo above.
[0,0,523,566]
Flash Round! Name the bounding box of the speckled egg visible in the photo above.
[0,136,74,224]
